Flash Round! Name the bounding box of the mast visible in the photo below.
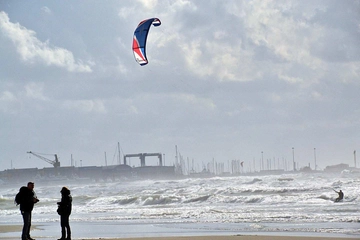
[292,147,295,171]
[354,150,357,168]
[314,148,317,170]
[175,145,178,166]
[118,142,121,165]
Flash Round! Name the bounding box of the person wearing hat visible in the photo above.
[57,187,72,240]
[19,182,39,240]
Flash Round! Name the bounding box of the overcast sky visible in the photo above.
[0,0,359,172]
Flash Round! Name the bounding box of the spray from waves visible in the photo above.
[85,194,181,208]
[71,177,338,209]
[142,195,179,205]
[318,194,333,201]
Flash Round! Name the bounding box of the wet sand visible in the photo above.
[89,236,356,240]
[0,224,357,240]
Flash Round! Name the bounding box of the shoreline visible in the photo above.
[0,224,358,240]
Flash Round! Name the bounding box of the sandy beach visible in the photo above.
[86,237,358,240]
[1,224,358,240]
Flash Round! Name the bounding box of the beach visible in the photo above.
[30,237,360,240]
[87,237,358,240]
[1,223,358,240]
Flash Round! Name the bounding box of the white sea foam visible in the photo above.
[1,172,360,237]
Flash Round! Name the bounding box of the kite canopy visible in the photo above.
[132,18,161,66]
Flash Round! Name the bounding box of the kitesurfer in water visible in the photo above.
[334,189,344,202]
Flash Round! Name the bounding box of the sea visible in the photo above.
[0,171,359,239]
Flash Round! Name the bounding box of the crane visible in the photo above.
[27,151,61,168]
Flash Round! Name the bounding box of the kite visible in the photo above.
[132,18,161,66]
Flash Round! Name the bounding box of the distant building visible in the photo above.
[300,166,312,172]
[324,163,349,172]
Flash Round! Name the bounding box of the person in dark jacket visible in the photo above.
[57,187,72,240]
[19,182,39,240]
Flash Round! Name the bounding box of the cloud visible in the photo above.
[278,73,303,84]
[118,6,135,19]
[0,91,16,101]
[0,91,19,113]
[41,6,52,15]
[25,82,48,101]
[0,11,92,72]
[181,39,213,77]
[137,0,158,10]
[175,93,216,110]
[169,0,197,12]
[62,99,107,113]
[341,62,360,83]
[243,1,324,66]
[0,82,48,113]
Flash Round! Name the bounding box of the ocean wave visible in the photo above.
[1,172,360,231]
[0,195,11,202]
[142,195,179,206]
[183,195,211,203]
[244,197,264,203]
[244,178,262,184]
[113,197,138,205]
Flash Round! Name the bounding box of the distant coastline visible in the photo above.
[1,162,358,185]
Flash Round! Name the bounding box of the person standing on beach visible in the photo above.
[18,182,39,240]
[57,187,72,240]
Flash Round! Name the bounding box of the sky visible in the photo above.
[0,0,359,172]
